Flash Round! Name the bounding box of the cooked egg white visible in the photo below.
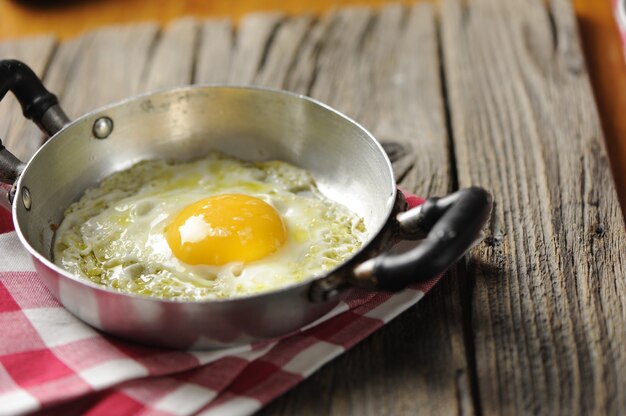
[53,152,366,300]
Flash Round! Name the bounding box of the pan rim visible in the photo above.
[12,85,397,305]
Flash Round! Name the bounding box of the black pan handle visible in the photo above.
[0,60,71,209]
[0,59,70,136]
[353,187,492,291]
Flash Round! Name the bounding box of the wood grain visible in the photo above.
[195,19,233,84]
[43,24,160,118]
[253,15,313,88]
[228,12,284,85]
[141,18,199,91]
[441,0,626,413]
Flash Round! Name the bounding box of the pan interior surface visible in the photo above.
[11,86,397,348]
[15,87,396,288]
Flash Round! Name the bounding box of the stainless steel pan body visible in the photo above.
[0,61,491,348]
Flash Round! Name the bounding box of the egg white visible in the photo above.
[53,152,366,300]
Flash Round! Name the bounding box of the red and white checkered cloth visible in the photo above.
[0,194,440,416]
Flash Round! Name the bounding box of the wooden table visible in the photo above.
[1,0,625,414]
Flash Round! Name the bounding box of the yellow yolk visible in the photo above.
[165,194,287,265]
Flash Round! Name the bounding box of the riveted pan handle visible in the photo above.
[0,60,71,209]
[353,187,492,291]
[1,60,70,135]
[0,139,24,210]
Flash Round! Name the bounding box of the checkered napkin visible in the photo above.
[0,194,440,416]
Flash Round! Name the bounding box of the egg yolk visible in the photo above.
[165,194,287,266]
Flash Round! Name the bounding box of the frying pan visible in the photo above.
[0,60,491,348]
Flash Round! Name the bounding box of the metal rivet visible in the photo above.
[93,117,113,139]
[22,187,31,211]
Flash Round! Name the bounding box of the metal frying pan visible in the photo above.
[0,60,491,348]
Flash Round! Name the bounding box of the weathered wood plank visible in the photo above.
[441,0,626,413]
[254,15,312,88]
[141,18,199,91]
[195,19,233,84]
[307,7,373,120]
[44,23,159,119]
[0,36,57,160]
[228,12,284,85]
[261,4,472,415]
[283,12,335,95]
[357,3,450,195]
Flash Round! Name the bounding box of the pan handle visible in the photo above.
[0,139,25,210]
[352,187,492,291]
[1,60,70,136]
[0,60,71,209]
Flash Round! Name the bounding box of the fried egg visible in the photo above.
[53,152,366,300]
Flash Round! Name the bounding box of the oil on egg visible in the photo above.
[53,152,367,301]
[165,194,287,266]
